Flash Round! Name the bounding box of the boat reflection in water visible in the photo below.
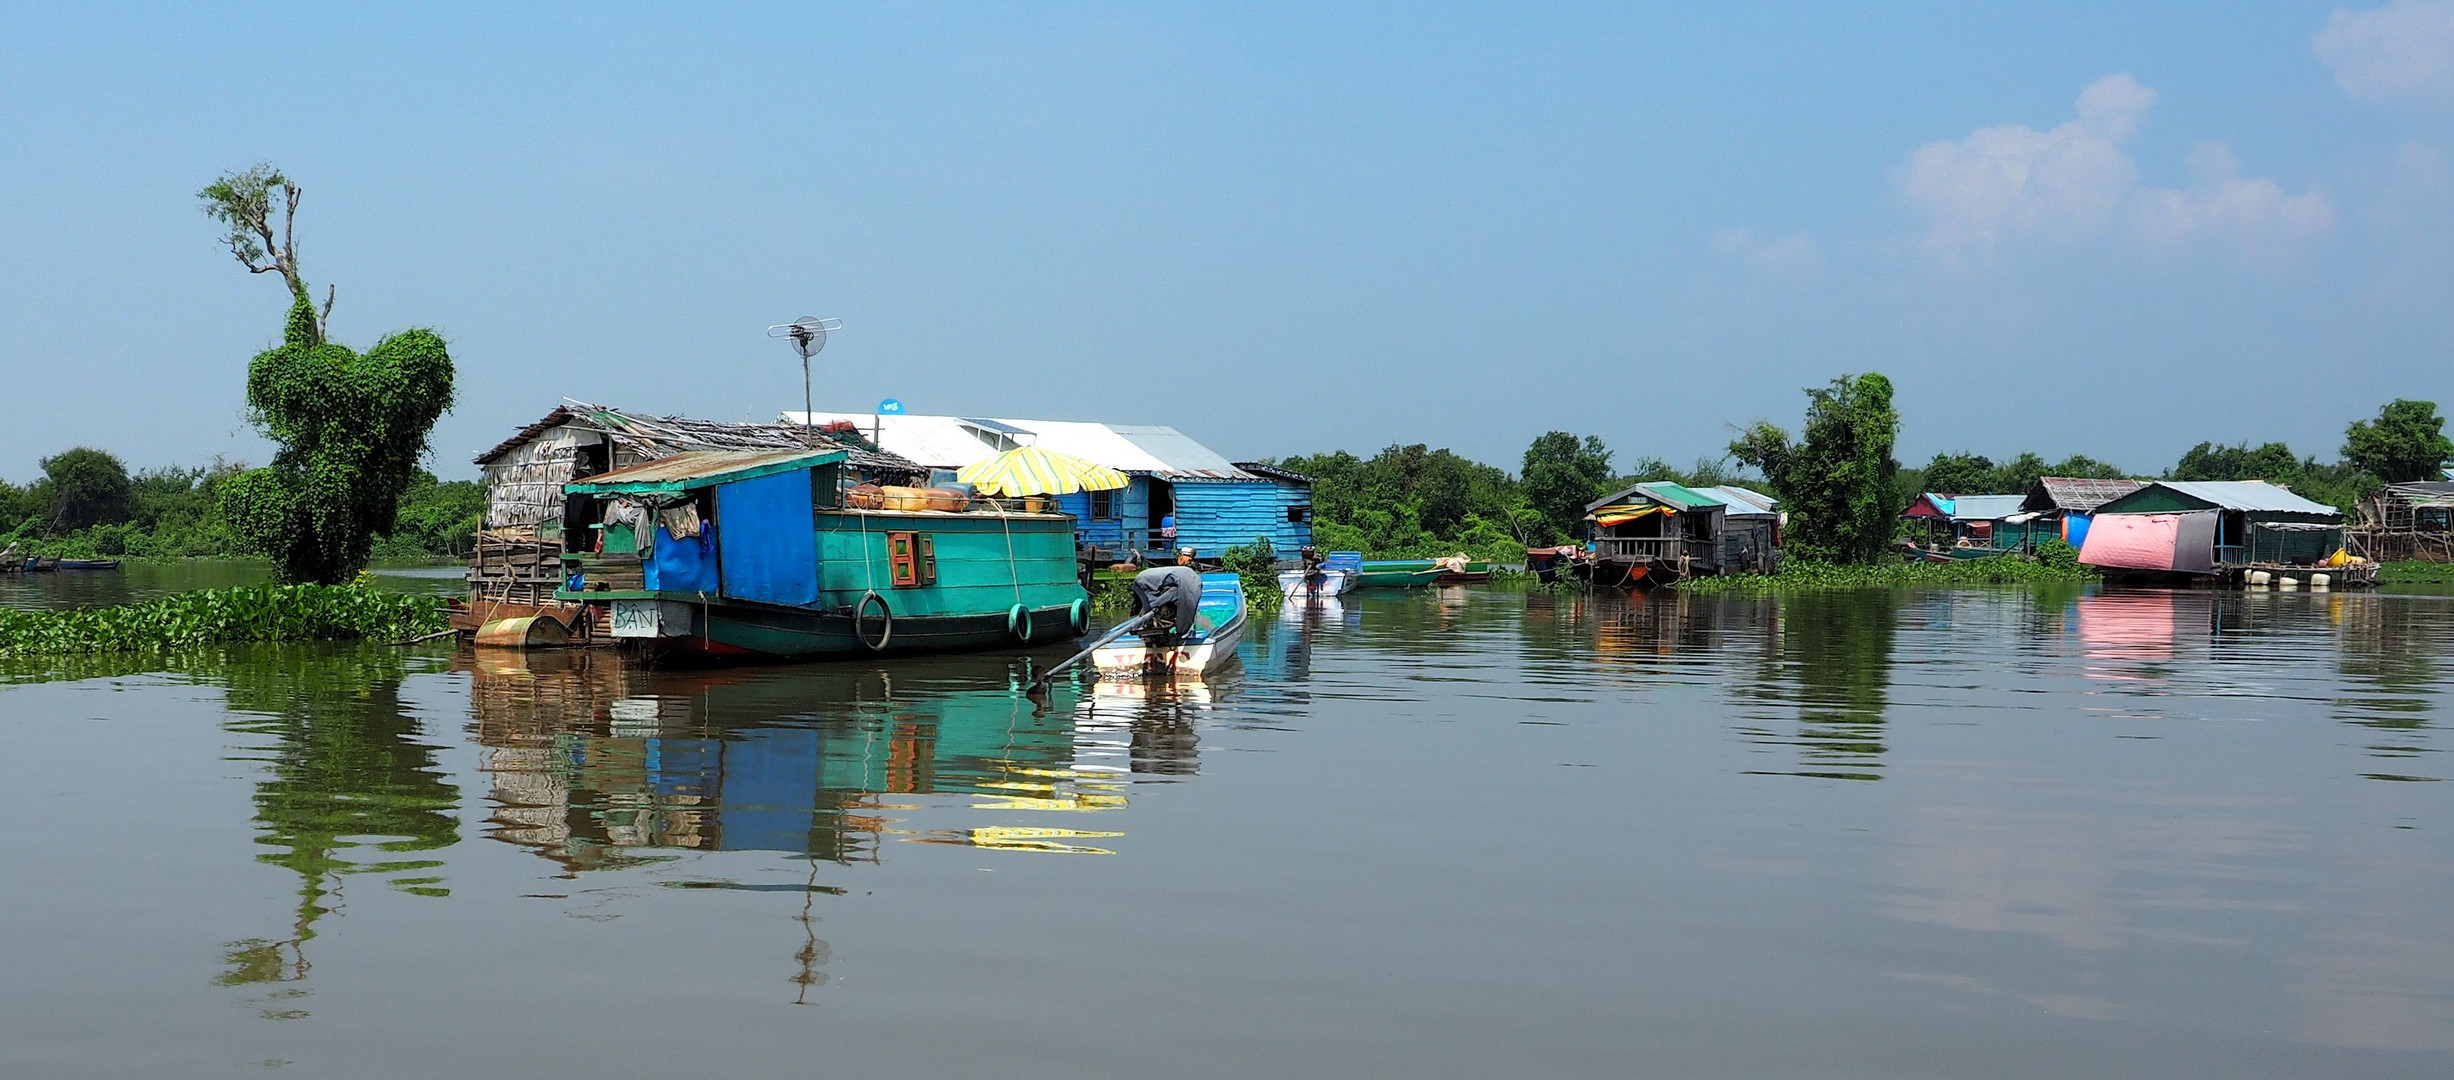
[463,648,1219,870]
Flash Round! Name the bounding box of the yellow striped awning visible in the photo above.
[955,445,1131,497]
[1591,503,1673,527]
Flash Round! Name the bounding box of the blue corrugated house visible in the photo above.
[784,409,1313,562]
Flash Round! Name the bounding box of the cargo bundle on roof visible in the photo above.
[785,409,1311,564]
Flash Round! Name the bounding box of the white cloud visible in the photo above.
[1898,75,2333,265]
[2133,144,2336,260]
[1712,228,1822,277]
[2315,0,2454,105]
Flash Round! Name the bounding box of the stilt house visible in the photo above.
[1582,481,1781,583]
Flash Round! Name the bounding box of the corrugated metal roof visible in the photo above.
[1695,484,1777,515]
[565,448,843,493]
[2025,477,2147,513]
[1236,461,1315,484]
[1585,480,1727,513]
[1639,482,1726,509]
[1112,425,1253,479]
[2143,480,2341,515]
[784,410,1257,480]
[1939,494,2029,521]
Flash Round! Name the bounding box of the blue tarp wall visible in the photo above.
[714,470,818,606]
[645,523,718,593]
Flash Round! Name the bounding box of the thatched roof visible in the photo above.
[476,401,924,476]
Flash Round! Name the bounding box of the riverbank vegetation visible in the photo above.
[1272,391,2447,570]
[0,453,479,561]
[2381,561,2454,585]
[0,584,450,658]
[0,166,471,570]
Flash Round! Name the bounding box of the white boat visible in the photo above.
[1092,572,1248,677]
[1275,566,1358,597]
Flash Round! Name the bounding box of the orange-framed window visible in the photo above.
[888,532,936,587]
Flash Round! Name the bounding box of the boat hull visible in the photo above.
[1355,559,1494,587]
[1090,613,1246,676]
[610,597,1086,663]
[1275,568,1358,596]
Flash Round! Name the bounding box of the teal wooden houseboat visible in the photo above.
[556,448,1087,662]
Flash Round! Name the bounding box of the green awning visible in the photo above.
[565,448,845,495]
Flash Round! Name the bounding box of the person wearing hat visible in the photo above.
[1176,546,1196,567]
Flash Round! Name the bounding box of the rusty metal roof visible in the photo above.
[477,402,922,476]
[2023,476,2148,513]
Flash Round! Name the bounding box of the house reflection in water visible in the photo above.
[462,651,1162,870]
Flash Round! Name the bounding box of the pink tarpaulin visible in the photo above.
[2079,513,2183,571]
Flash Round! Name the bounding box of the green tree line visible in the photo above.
[1276,390,2451,565]
[0,447,481,561]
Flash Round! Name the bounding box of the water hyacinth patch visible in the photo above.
[1678,555,2094,595]
[0,585,450,657]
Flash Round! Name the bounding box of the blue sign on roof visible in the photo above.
[878,398,905,415]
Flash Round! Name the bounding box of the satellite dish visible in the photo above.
[764,315,845,426]
[767,315,843,360]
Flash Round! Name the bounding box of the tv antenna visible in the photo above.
[766,315,843,429]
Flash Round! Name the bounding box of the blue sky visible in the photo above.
[4,2,2450,481]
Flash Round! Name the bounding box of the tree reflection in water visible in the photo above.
[2331,593,2448,782]
[211,647,460,1018]
[1742,591,1898,780]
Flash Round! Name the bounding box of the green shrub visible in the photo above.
[0,585,449,657]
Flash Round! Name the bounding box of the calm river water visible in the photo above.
[4,578,2452,1077]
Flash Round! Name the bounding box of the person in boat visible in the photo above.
[1298,545,1328,591]
[1128,565,1205,648]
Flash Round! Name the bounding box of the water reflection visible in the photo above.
[463,651,1221,870]
[213,649,459,1019]
[1739,591,1899,781]
[2335,597,2448,783]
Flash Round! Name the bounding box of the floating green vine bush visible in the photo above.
[0,586,449,657]
[201,165,455,584]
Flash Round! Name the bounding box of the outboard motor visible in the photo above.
[1128,566,1205,647]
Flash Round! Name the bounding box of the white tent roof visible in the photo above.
[784,410,1255,480]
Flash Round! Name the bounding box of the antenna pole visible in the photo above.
[802,354,813,432]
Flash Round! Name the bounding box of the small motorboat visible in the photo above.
[1356,554,1492,587]
[55,559,122,571]
[1276,566,1358,597]
[1092,571,1248,678]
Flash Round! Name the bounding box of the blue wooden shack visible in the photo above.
[785,409,1313,563]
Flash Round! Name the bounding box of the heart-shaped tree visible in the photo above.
[202,165,456,584]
